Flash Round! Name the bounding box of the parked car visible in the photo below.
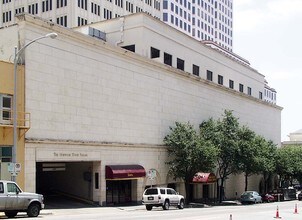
[0,180,44,218]
[240,191,262,204]
[298,192,302,201]
[142,187,185,211]
[261,193,275,203]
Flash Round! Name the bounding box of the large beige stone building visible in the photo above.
[0,13,281,206]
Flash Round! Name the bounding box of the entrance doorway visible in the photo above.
[36,162,94,207]
[106,180,132,205]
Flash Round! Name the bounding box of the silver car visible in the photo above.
[240,191,262,204]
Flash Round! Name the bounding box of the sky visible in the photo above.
[233,0,302,141]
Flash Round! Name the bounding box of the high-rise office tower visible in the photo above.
[162,0,233,51]
[1,0,232,50]
[0,0,161,28]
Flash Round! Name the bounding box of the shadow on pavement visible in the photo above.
[44,194,98,209]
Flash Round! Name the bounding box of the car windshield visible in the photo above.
[243,192,253,196]
[144,188,158,195]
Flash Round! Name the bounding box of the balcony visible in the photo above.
[0,109,31,130]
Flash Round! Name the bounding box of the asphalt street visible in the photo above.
[1,200,302,219]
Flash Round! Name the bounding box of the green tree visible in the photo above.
[236,126,258,191]
[276,145,302,187]
[200,110,240,202]
[164,121,218,203]
[258,140,277,193]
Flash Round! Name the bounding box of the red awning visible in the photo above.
[105,165,146,180]
[192,172,217,183]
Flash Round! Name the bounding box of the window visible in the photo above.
[239,83,244,92]
[192,64,199,76]
[259,92,263,100]
[177,58,184,71]
[167,189,176,195]
[218,75,223,85]
[78,0,87,10]
[56,15,67,27]
[77,16,87,26]
[248,87,252,96]
[122,45,135,52]
[89,27,106,41]
[0,182,3,193]
[229,80,234,89]
[43,0,53,12]
[7,183,20,193]
[57,0,67,8]
[151,47,160,58]
[0,94,12,124]
[28,3,38,15]
[163,0,168,9]
[2,11,12,23]
[0,147,12,162]
[164,53,172,66]
[95,173,99,189]
[206,70,213,81]
[163,13,168,21]
[15,7,25,15]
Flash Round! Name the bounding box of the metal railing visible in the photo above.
[0,109,30,129]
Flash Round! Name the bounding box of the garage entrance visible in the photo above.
[36,162,94,207]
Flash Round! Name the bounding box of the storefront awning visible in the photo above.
[192,172,217,183]
[105,165,146,180]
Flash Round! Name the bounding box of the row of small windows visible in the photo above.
[171,0,192,10]
[104,9,112,19]
[57,15,67,27]
[1,1,159,25]
[15,7,24,15]
[2,0,11,3]
[165,14,192,33]
[28,3,39,15]
[78,16,87,26]
[147,46,262,100]
[126,1,134,13]
[42,0,52,12]
[91,2,101,16]
[115,0,123,8]
[2,11,11,23]
[57,0,67,8]
[78,0,87,10]
[206,70,256,97]
[3,9,66,26]
[3,1,67,19]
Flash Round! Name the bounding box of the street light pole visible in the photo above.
[12,32,57,181]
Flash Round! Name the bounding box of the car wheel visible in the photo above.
[178,199,184,209]
[27,203,40,217]
[146,205,152,211]
[163,200,170,210]
[5,211,18,218]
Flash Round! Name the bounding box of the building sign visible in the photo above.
[53,152,88,158]
[36,149,101,161]
[192,172,217,184]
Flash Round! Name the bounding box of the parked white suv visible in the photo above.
[142,187,185,210]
